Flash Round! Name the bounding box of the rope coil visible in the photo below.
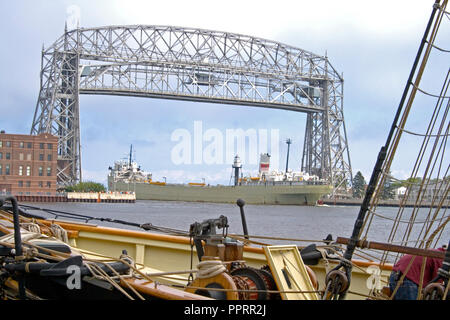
[20,222,41,234]
[50,224,69,244]
[196,260,226,279]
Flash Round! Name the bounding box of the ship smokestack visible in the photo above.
[259,153,270,180]
[232,155,242,186]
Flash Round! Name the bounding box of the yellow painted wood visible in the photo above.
[135,244,145,265]
[264,245,319,300]
[0,210,392,300]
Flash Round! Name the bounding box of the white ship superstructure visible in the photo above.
[108,145,152,183]
[109,159,152,183]
[240,153,322,185]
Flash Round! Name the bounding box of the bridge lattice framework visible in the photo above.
[31,25,353,192]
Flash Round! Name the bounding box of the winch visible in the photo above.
[186,200,279,300]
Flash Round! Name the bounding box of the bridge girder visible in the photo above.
[31,25,352,192]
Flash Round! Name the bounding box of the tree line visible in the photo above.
[63,181,106,193]
[352,172,448,200]
[352,171,413,200]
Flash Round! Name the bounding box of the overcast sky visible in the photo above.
[0,0,448,186]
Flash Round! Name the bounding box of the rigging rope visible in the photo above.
[0,228,151,300]
[351,1,450,268]
[411,82,450,98]
[360,4,447,241]
[430,42,450,53]
[16,203,191,237]
[366,206,450,224]
[7,203,339,247]
[396,125,450,137]
[362,66,449,264]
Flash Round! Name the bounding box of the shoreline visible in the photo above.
[321,198,449,208]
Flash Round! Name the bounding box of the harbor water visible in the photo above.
[19,200,447,248]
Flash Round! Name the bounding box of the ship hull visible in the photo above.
[108,177,332,205]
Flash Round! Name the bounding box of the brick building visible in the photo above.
[0,131,58,196]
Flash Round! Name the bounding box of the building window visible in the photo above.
[19,142,24,148]
[5,141,11,147]
[0,164,2,175]
[27,142,32,148]
[6,153,10,160]
[19,165,23,176]
[0,141,2,148]
[27,154,31,161]
[38,166,43,176]
[39,153,44,161]
[47,167,51,176]
[18,181,23,187]
[26,181,31,188]
[19,153,24,160]
[40,143,44,149]
[47,182,51,188]
[0,152,2,159]
[26,166,31,176]
[47,154,52,161]
[5,165,10,175]
[47,143,53,149]
[38,181,43,188]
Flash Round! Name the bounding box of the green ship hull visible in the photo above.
[108,177,332,205]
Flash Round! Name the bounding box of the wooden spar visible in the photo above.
[120,278,213,300]
[336,237,445,259]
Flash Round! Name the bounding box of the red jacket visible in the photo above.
[393,247,445,286]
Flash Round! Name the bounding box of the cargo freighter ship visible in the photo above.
[107,147,332,205]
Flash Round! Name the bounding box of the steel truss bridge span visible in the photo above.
[31,25,353,192]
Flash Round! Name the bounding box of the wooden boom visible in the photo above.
[336,237,445,259]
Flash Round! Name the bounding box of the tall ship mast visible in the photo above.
[321,0,450,300]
